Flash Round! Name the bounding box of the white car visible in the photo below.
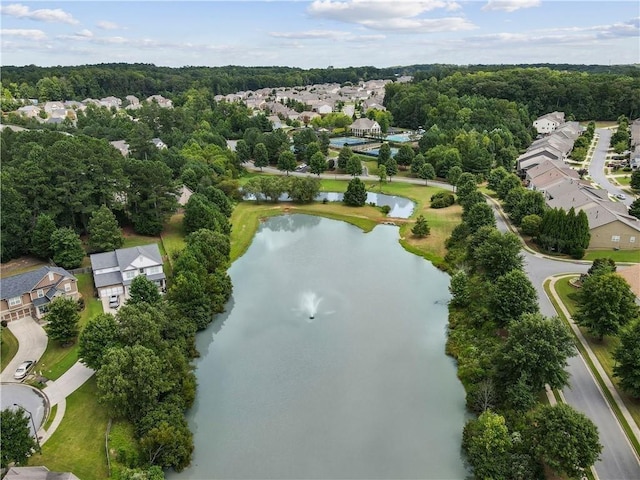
[14,360,35,380]
[615,193,626,200]
[108,295,120,308]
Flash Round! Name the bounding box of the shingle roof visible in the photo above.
[89,251,118,270]
[0,266,75,301]
[115,244,162,270]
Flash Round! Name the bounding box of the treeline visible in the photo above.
[2,63,637,110]
[387,67,640,123]
[443,176,602,479]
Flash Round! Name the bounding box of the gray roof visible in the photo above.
[0,266,76,301]
[5,466,80,480]
[91,244,164,288]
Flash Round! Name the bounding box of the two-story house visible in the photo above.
[0,266,79,322]
[89,245,166,306]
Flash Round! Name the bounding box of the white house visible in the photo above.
[349,118,381,137]
[90,244,166,305]
[533,111,565,135]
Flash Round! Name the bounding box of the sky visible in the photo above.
[1,1,639,68]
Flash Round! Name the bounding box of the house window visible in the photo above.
[48,272,54,281]
[8,296,22,307]
[145,266,162,275]
[37,289,44,298]
[611,235,620,242]
[123,271,136,280]
[630,236,636,243]
[64,283,72,292]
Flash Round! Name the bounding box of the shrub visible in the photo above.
[430,191,455,209]
[380,205,391,215]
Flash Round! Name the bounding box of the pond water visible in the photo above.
[172,215,468,479]
[245,192,415,218]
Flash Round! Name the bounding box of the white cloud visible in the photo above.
[96,20,121,30]
[482,0,541,13]
[361,16,475,32]
[76,29,94,38]
[0,3,78,24]
[1,28,46,40]
[269,30,352,40]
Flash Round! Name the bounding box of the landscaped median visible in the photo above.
[544,275,640,458]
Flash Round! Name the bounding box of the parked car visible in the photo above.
[615,193,626,200]
[108,295,120,308]
[14,360,35,380]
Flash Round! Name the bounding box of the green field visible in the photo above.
[583,249,640,263]
[1,326,19,370]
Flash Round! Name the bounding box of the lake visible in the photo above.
[172,214,468,479]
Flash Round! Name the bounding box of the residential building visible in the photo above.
[90,244,166,303]
[533,111,565,134]
[4,467,80,480]
[349,118,381,137]
[0,266,79,322]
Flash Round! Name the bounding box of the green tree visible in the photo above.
[386,157,398,181]
[140,419,194,471]
[88,205,124,253]
[201,186,233,218]
[30,213,56,259]
[183,194,229,235]
[0,174,31,262]
[292,128,318,161]
[462,411,512,480]
[411,215,430,237]
[520,214,542,237]
[305,142,321,163]
[97,345,171,421]
[337,146,353,170]
[277,150,297,175]
[129,275,162,306]
[344,177,367,207]
[395,144,415,169]
[613,319,640,398]
[497,174,522,200]
[79,313,119,370]
[630,170,640,190]
[471,229,523,281]
[235,139,251,164]
[0,408,38,468]
[378,164,387,186]
[288,177,321,203]
[628,198,640,219]
[319,131,330,155]
[528,404,602,478]
[487,166,509,192]
[446,165,463,193]
[574,272,640,340]
[410,153,425,175]
[45,296,80,345]
[50,227,85,269]
[489,269,539,327]
[253,142,269,171]
[377,143,391,166]
[419,163,436,185]
[587,257,616,277]
[465,202,496,234]
[309,151,326,175]
[496,313,576,394]
[346,155,362,176]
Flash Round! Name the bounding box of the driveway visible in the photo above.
[1,317,48,383]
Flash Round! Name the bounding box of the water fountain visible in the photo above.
[301,291,322,319]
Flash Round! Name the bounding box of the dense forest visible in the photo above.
[2,63,638,115]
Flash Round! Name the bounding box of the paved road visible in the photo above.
[589,128,634,207]
[1,317,48,383]
[492,203,640,479]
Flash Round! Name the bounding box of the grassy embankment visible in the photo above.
[546,277,640,455]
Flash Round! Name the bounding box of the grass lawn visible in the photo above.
[29,378,109,480]
[611,175,632,186]
[161,213,187,265]
[34,273,102,381]
[552,276,640,431]
[121,233,160,249]
[583,249,640,263]
[1,326,19,370]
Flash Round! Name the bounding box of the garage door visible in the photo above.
[100,286,124,298]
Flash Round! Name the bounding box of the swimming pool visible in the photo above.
[385,133,413,143]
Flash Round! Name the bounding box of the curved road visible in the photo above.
[493,205,640,479]
[589,128,634,207]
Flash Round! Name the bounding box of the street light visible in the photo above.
[13,403,42,453]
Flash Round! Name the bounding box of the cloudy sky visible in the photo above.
[1,1,638,68]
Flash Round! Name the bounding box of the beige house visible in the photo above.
[0,266,79,322]
[349,118,381,137]
[583,206,640,250]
